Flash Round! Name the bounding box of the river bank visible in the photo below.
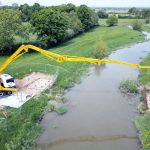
[136,42,150,150]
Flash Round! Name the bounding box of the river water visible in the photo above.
[37,33,150,150]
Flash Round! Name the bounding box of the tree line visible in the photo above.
[128,7,150,19]
[97,8,150,20]
[0,3,99,54]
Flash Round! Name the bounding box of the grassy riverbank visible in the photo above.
[136,115,150,150]
[137,55,150,150]
[0,20,145,149]
[143,24,150,32]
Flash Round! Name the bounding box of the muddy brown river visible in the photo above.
[37,32,150,150]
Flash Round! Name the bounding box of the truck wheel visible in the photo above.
[0,92,4,97]
[6,91,12,96]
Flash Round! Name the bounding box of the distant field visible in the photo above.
[100,18,145,26]
[101,18,150,33]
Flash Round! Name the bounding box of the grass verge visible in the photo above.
[137,54,150,150]
[135,115,150,150]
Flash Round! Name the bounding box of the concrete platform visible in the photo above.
[0,92,31,108]
[0,72,56,108]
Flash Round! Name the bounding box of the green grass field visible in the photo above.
[0,19,146,150]
[100,18,145,27]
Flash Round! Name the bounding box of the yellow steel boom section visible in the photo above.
[1,44,150,92]
[1,44,150,75]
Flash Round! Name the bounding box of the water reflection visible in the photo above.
[93,63,106,76]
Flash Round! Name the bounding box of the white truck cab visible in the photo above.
[0,74,16,96]
[0,74,16,88]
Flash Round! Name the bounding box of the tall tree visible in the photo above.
[141,9,150,18]
[31,8,68,46]
[77,5,98,31]
[12,3,18,7]
[0,9,22,51]
[19,4,32,22]
[32,3,42,13]
[63,11,83,38]
[128,7,140,18]
[12,3,19,10]
[58,3,76,13]
[128,7,138,15]
[97,10,108,18]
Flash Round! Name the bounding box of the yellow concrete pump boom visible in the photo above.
[1,44,150,93]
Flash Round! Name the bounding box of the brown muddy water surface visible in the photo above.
[37,33,150,150]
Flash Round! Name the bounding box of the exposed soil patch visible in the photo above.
[15,72,56,97]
